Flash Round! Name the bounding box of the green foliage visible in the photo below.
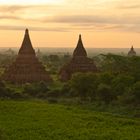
[66,71,140,106]
[112,74,135,96]
[41,54,71,74]
[0,53,140,107]
[0,81,8,98]
[97,84,114,104]
[98,54,129,73]
[0,100,139,140]
[132,82,140,100]
[98,72,114,85]
[70,73,98,100]
[0,53,16,68]
[118,87,135,105]
[23,82,49,97]
[98,54,140,75]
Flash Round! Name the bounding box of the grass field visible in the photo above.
[0,100,139,140]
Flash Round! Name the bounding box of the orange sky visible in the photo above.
[0,0,140,48]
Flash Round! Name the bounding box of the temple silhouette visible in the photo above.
[2,29,52,84]
[59,34,97,81]
[128,46,136,57]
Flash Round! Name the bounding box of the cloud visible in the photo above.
[0,4,60,13]
[0,5,30,13]
[0,25,68,32]
[0,5,61,21]
[0,15,20,20]
[1,14,140,33]
[45,15,140,25]
[0,2,140,33]
[118,4,140,9]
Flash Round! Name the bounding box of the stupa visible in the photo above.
[128,46,136,57]
[2,29,52,84]
[59,34,97,81]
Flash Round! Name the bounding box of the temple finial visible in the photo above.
[131,45,134,50]
[25,28,29,34]
[79,34,81,39]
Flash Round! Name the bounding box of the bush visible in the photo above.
[112,74,135,96]
[0,81,8,98]
[97,84,114,104]
[47,89,61,98]
[70,73,99,101]
[23,82,49,97]
[47,98,58,103]
[98,72,114,85]
[132,81,140,104]
[118,82,140,105]
[118,87,135,105]
[0,82,27,99]
[60,83,77,97]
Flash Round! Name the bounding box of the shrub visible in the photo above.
[70,73,99,101]
[47,98,58,103]
[132,81,140,104]
[112,74,135,96]
[47,89,61,98]
[118,87,135,105]
[0,81,8,98]
[23,82,49,97]
[60,83,77,97]
[97,84,114,104]
[98,72,114,85]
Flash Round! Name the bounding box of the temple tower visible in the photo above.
[59,35,97,81]
[2,29,52,84]
[128,46,136,57]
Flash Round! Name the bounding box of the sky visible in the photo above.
[0,0,140,48]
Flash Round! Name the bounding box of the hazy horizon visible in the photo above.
[1,47,140,56]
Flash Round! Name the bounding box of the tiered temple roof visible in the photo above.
[59,34,97,81]
[128,46,136,57]
[2,29,52,83]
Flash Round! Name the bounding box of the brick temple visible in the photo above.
[128,46,136,57]
[2,29,52,83]
[59,34,97,81]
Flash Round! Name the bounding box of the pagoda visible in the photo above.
[59,34,97,81]
[2,29,52,84]
[128,46,136,57]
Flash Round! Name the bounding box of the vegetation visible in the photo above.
[0,54,140,113]
[0,53,140,139]
[0,100,139,140]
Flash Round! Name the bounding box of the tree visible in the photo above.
[0,81,7,97]
[112,74,135,96]
[23,82,49,97]
[98,72,114,85]
[99,54,130,73]
[97,83,113,104]
[132,81,140,104]
[70,73,99,101]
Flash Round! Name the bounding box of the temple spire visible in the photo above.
[19,28,35,55]
[128,45,136,56]
[79,34,81,39]
[25,28,29,34]
[73,34,87,57]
